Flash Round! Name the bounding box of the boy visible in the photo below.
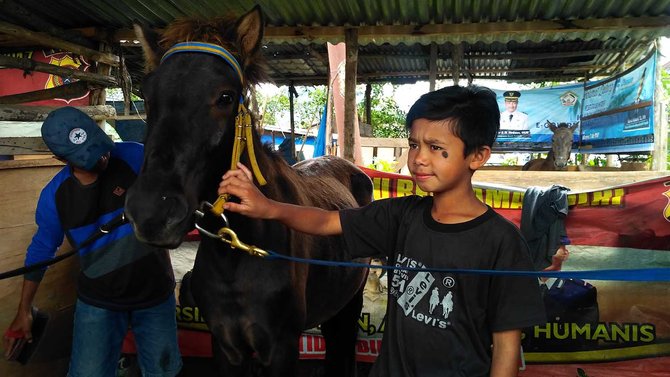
[2,107,181,377]
[218,86,545,376]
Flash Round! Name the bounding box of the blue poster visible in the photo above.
[493,84,583,151]
[580,52,656,153]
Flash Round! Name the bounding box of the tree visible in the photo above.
[257,83,406,138]
[357,83,407,138]
[257,89,289,127]
[257,86,326,129]
[662,69,670,169]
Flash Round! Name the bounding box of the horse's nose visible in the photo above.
[554,159,568,168]
[125,182,191,246]
[160,194,189,226]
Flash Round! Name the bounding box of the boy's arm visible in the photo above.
[491,329,521,377]
[219,163,342,236]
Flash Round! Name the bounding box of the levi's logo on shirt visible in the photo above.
[112,186,126,196]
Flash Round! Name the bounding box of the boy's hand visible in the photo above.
[218,163,275,219]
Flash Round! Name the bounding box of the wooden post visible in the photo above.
[343,28,358,162]
[0,105,116,121]
[0,81,93,105]
[365,82,372,125]
[325,86,334,155]
[429,42,437,91]
[0,56,117,87]
[652,41,668,171]
[120,55,132,116]
[289,83,297,159]
[89,43,112,128]
[452,43,463,86]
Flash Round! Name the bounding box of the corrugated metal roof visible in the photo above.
[0,0,669,86]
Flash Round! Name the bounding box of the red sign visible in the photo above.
[0,50,91,106]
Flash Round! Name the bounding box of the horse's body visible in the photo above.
[124,8,372,377]
[522,121,578,171]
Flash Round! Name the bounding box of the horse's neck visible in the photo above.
[544,149,556,165]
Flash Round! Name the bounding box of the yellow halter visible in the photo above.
[161,42,267,215]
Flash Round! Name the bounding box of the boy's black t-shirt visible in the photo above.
[340,195,546,377]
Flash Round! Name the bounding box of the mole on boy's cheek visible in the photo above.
[442,151,449,158]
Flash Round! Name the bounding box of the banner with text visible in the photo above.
[493,84,583,151]
[580,51,656,153]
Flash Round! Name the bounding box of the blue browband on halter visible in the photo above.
[160,41,244,88]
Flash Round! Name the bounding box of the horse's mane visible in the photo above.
[159,17,268,85]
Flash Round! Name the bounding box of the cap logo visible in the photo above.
[68,128,88,145]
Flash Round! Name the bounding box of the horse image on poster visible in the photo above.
[523,120,579,171]
[124,7,372,377]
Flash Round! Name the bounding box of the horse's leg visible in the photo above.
[320,284,365,377]
[209,324,253,377]
[238,322,299,377]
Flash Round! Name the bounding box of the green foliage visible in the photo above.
[296,87,326,128]
[358,84,407,138]
[258,90,289,126]
[256,86,326,129]
[619,153,650,163]
[663,70,670,169]
[575,153,607,167]
[662,70,670,97]
[256,83,406,139]
[500,156,519,166]
[366,157,398,172]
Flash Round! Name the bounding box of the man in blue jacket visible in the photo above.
[2,107,181,377]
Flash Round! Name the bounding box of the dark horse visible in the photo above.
[523,120,579,171]
[124,7,372,377]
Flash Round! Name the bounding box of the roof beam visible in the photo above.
[270,64,606,85]
[262,16,670,44]
[107,16,670,45]
[0,0,97,49]
[0,21,119,66]
[269,48,622,62]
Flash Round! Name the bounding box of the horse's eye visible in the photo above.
[218,93,235,106]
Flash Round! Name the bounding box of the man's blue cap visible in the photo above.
[41,107,115,170]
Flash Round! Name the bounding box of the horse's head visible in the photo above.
[125,7,266,248]
[549,121,579,168]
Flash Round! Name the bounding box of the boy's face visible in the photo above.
[407,118,477,194]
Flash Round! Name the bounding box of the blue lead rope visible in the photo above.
[263,250,670,282]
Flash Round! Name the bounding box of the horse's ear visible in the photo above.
[549,121,557,132]
[134,23,164,73]
[235,5,265,57]
[570,122,579,132]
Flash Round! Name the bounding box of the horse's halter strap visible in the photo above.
[160,42,267,206]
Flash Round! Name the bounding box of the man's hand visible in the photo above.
[3,310,33,359]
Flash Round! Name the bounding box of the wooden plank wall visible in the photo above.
[0,159,76,377]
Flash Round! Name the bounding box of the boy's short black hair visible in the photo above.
[405,85,500,156]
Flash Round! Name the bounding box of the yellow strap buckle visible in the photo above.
[217,227,269,258]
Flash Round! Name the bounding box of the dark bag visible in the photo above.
[523,278,599,352]
[544,278,599,325]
